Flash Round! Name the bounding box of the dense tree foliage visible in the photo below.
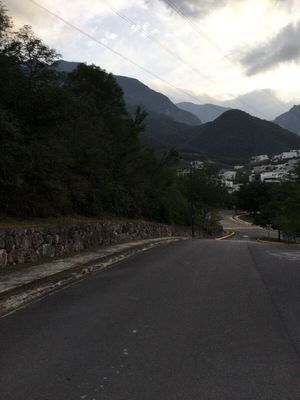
[179,163,231,234]
[235,164,300,238]
[0,3,231,232]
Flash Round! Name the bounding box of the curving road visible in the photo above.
[1,235,300,399]
[220,210,278,241]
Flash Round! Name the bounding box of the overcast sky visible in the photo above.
[5,0,300,119]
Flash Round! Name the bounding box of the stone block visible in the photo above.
[37,244,55,258]
[24,248,38,263]
[54,244,65,257]
[8,248,25,265]
[15,234,31,249]
[0,249,8,268]
[45,234,54,245]
[32,232,44,249]
[4,235,15,252]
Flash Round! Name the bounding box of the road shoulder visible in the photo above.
[0,237,186,317]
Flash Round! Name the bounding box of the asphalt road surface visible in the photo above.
[220,210,278,241]
[1,238,300,399]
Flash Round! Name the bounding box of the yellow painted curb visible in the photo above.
[216,231,235,241]
[232,215,252,225]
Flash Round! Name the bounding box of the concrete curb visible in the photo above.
[256,238,294,245]
[0,237,186,317]
[232,215,252,225]
[215,231,235,241]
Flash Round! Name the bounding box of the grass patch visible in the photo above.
[0,216,102,229]
[0,215,150,229]
[238,214,254,223]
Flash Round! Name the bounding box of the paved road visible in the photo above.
[220,210,278,241]
[1,239,300,399]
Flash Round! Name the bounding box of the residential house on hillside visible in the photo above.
[249,159,299,183]
[260,171,288,183]
[190,160,204,169]
[272,149,300,161]
[250,155,269,165]
[248,149,300,183]
[218,169,240,192]
[177,160,204,176]
[219,169,237,181]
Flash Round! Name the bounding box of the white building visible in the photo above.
[219,169,236,181]
[281,150,300,160]
[177,168,190,177]
[224,180,234,188]
[190,160,204,169]
[251,155,269,164]
[253,165,273,174]
[272,149,300,162]
[224,181,241,193]
[260,171,288,183]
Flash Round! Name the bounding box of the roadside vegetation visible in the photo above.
[237,214,254,224]
[234,167,300,240]
[0,3,229,234]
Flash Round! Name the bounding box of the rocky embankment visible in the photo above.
[0,221,189,268]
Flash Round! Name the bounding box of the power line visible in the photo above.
[163,0,288,118]
[28,0,293,122]
[100,0,271,119]
[165,0,299,119]
[99,0,233,117]
[28,0,207,106]
[163,0,225,54]
[99,0,216,86]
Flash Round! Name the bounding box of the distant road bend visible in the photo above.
[219,210,277,241]
[1,213,300,399]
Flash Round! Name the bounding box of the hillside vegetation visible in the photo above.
[235,164,300,238]
[139,109,300,165]
[187,110,300,164]
[0,6,186,223]
[115,75,202,126]
[0,3,228,233]
[54,61,300,165]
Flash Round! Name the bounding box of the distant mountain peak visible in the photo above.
[55,60,202,126]
[216,109,250,120]
[114,76,202,126]
[176,101,230,123]
[274,104,300,136]
[186,109,300,165]
[291,105,300,112]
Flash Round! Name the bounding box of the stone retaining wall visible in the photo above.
[0,220,189,268]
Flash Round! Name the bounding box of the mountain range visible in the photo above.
[115,76,201,126]
[133,108,300,165]
[56,60,201,125]
[186,110,300,165]
[176,102,230,123]
[55,60,300,165]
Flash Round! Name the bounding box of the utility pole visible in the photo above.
[190,165,195,238]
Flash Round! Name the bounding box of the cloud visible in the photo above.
[158,0,295,18]
[104,32,118,40]
[158,0,230,18]
[224,89,291,119]
[239,21,300,75]
[5,0,44,27]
